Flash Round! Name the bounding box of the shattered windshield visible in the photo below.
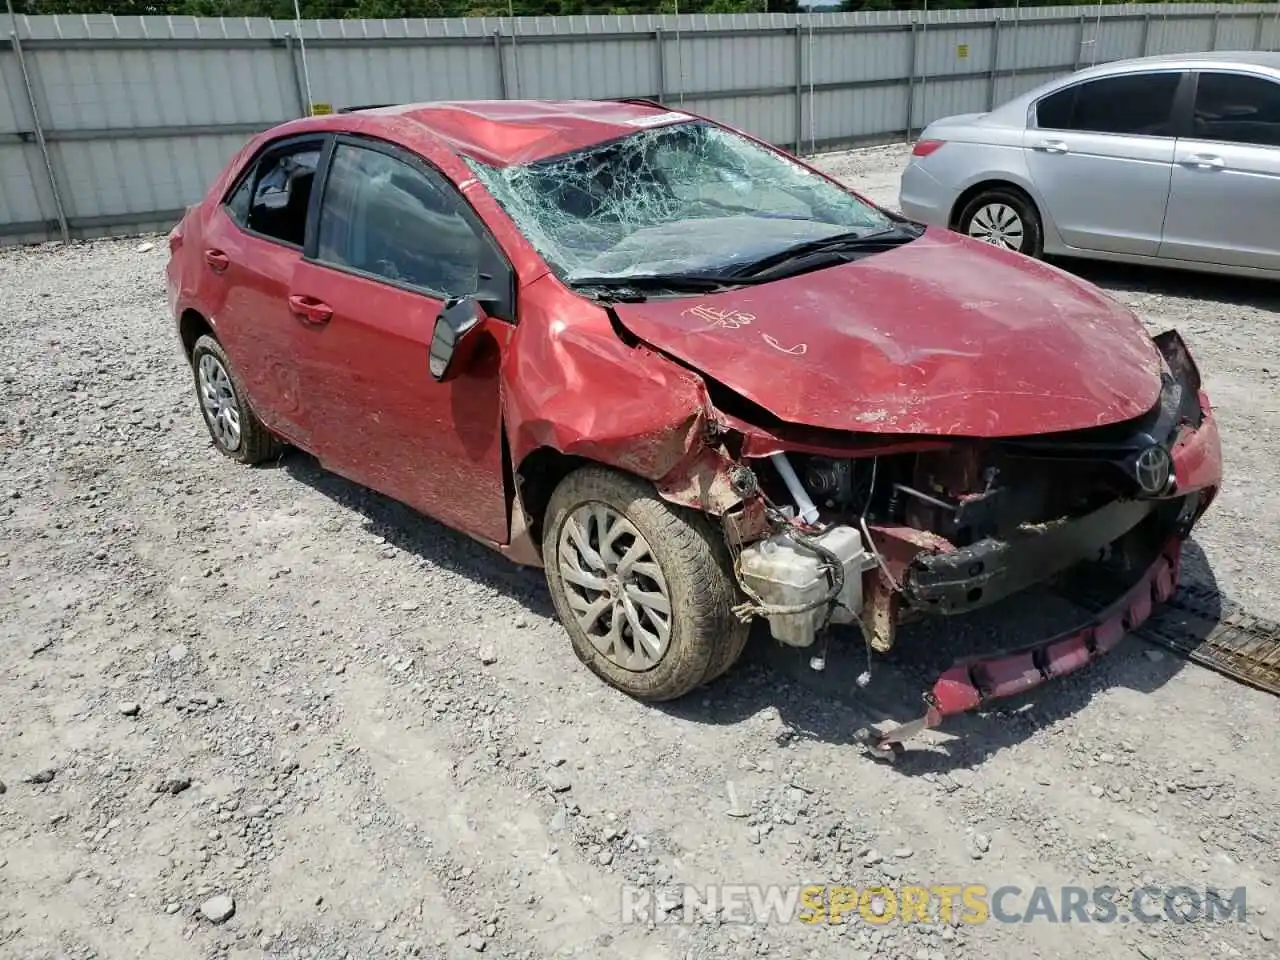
[465,119,895,283]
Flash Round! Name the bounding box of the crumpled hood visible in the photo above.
[610,228,1163,437]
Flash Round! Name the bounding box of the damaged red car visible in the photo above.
[166,99,1222,751]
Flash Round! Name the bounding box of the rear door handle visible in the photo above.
[1181,154,1225,169]
[1032,139,1069,154]
[204,249,230,272]
[288,294,333,325]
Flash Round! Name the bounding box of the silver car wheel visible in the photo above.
[557,502,673,672]
[197,353,242,451]
[967,202,1025,252]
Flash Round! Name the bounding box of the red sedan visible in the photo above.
[165,99,1222,751]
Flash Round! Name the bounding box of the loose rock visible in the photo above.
[159,776,191,795]
[544,767,572,793]
[199,895,235,924]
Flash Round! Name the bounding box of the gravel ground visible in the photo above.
[2,143,1279,960]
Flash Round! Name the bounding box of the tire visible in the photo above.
[956,186,1044,259]
[542,465,750,701]
[189,334,283,465]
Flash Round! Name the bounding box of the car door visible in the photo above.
[287,136,512,544]
[198,136,326,449]
[1159,69,1280,271]
[1023,70,1184,256]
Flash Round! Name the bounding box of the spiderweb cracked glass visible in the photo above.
[466,120,891,282]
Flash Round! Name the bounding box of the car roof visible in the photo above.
[1075,49,1280,76]
[1123,50,1280,68]
[331,99,695,167]
[984,50,1280,121]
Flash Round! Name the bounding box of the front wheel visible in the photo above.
[956,187,1044,259]
[542,465,749,702]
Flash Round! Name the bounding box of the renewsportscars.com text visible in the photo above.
[619,884,1248,926]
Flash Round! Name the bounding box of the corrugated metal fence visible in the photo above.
[2,3,1279,245]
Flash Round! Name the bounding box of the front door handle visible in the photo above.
[1181,154,1225,169]
[204,249,230,272]
[1032,139,1069,154]
[288,295,333,325]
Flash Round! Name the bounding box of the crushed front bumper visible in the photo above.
[854,371,1221,755]
[855,535,1182,757]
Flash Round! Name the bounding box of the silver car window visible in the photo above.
[1034,71,1182,137]
[1192,71,1280,147]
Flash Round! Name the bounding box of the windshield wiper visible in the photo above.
[569,273,737,302]
[725,224,922,281]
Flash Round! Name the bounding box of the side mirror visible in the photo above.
[429,297,485,382]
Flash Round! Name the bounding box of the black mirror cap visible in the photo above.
[429,297,484,382]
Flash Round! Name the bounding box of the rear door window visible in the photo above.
[1191,71,1280,147]
[222,141,323,247]
[1035,72,1182,137]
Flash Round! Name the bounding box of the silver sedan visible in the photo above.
[898,51,1280,279]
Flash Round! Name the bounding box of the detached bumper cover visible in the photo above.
[859,536,1182,755]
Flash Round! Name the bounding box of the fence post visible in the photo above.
[793,22,803,153]
[1074,13,1086,71]
[493,29,508,98]
[655,28,666,104]
[905,18,919,142]
[1209,10,1220,51]
[1140,13,1152,56]
[987,17,1001,110]
[1255,10,1266,51]
[8,27,68,244]
[284,35,308,117]
[510,20,522,98]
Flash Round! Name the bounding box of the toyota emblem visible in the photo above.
[1133,444,1172,495]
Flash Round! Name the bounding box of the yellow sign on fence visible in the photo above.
[957,43,969,59]
[310,102,333,116]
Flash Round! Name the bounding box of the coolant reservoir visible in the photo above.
[737,526,872,648]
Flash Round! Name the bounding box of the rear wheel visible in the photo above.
[956,186,1044,258]
[542,465,749,701]
[190,334,282,465]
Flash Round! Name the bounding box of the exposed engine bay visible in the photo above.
[723,330,1213,665]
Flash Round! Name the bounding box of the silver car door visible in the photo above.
[1023,70,1182,256]
[1159,69,1280,271]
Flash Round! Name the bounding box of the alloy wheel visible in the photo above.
[557,502,673,672]
[197,352,242,451]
